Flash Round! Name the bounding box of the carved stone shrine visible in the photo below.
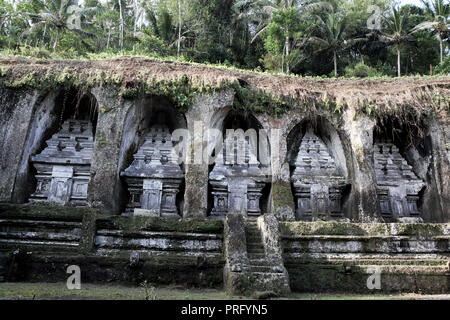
[291,129,348,220]
[209,132,267,217]
[121,124,184,217]
[374,141,425,220]
[30,119,94,206]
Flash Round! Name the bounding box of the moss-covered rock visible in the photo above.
[0,202,96,221]
[96,215,223,234]
[280,221,449,238]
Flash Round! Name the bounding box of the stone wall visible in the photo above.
[0,58,449,294]
[0,203,224,286]
[1,204,448,293]
[0,83,448,221]
[281,221,450,293]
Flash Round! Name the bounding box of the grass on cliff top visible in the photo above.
[1,49,448,81]
[0,50,446,81]
[0,283,449,300]
[1,54,448,120]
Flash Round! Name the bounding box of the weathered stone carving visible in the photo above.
[30,120,94,206]
[209,133,267,217]
[374,141,425,221]
[121,124,183,216]
[291,129,348,220]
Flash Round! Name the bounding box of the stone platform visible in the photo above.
[0,204,448,294]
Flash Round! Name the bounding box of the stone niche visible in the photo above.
[30,120,94,206]
[374,141,425,221]
[209,132,268,217]
[121,124,184,217]
[291,129,348,220]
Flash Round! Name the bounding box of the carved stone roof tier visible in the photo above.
[121,125,183,180]
[374,141,424,190]
[209,134,267,182]
[32,120,94,165]
[291,129,345,184]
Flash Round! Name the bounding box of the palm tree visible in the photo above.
[379,7,413,77]
[412,0,449,64]
[306,9,365,77]
[236,0,330,38]
[234,0,330,73]
[21,0,98,51]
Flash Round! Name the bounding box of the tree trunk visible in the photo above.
[333,50,337,77]
[133,0,138,51]
[118,0,124,51]
[177,0,182,58]
[285,34,290,74]
[397,45,401,77]
[439,33,443,64]
[53,28,60,52]
[107,26,111,49]
[41,23,47,46]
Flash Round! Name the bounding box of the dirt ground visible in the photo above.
[0,282,449,300]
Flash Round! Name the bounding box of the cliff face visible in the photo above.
[0,57,449,295]
[0,56,448,222]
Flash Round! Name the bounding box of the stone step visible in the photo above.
[248,259,276,267]
[247,243,264,251]
[246,222,258,227]
[247,248,265,254]
[246,239,263,245]
[246,236,261,242]
[248,252,265,259]
[246,265,283,273]
[247,240,263,246]
[246,232,262,239]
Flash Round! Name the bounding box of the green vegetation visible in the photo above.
[280,221,449,238]
[0,282,448,300]
[0,282,237,300]
[96,214,224,233]
[345,62,382,77]
[0,0,448,77]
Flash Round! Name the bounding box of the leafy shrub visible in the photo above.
[53,47,81,59]
[17,46,51,59]
[345,62,381,78]
[434,56,450,75]
[135,33,167,57]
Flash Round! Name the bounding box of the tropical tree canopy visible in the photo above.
[0,0,448,76]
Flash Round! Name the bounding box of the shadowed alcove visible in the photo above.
[117,96,187,216]
[207,109,271,217]
[286,116,351,220]
[14,87,98,205]
[373,116,442,222]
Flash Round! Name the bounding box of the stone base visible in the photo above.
[397,217,424,223]
[133,209,160,216]
[286,264,450,294]
[224,267,291,296]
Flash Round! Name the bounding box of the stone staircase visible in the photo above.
[223,213,290,296]
[243,219,290,294]
[245,220,279,273]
